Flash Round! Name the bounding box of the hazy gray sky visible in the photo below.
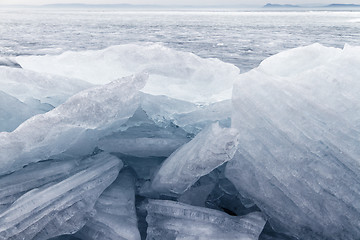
[0,0,359,6]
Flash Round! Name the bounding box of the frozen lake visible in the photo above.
[0,9,359,71]
[1,7,360,240]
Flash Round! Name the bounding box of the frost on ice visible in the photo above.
[0,43,359,240]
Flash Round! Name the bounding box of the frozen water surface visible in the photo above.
[0,7,360,240]
[0,9,359,71]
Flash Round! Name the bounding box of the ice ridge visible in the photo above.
[0,43,359,240]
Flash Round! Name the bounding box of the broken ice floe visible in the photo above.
[16,44,239,103]
[0,65,92,132]
[227,43,360,239]
[145,199,266,240]
[151,122,239,196]
[0,43,359,239]
[76,168,140,240]
[0,73,147,175]
[0,153,122,240]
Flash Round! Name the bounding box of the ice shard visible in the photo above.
[177,171,219,207]
[0,58,21,68]
[206,177,258,216]
[98,107,191,158]
[145,199,266,240]
[49,235,81,240]
[16,44,240,103]
[0,73,147,175]
[141,93,232,134]
[0,90,44,132]
[226,44,360,239]
[0,153,122,240]
[0,66,92,109]
[76,168,140,240]
[151,122,239,195]
[0,63,92,131]
[0,158,78,212]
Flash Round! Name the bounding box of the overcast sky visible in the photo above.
[1,0,359,6]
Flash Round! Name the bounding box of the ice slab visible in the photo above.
[16,44,240,103]
[151,122,239,195]
[177,171,219,207]
[145,199,266,240]
[76,168,140,240]
[98,107,191,158]
[0,65,92,131]
[0,158,80,212]
[49,236,81,240]
[0,66,92,109]
[227,43,360,239]
[0,58,21,68]
[0,73,147,175]
[0,90,44,132]
[206,177,258,216]
[0,153,122,240]
[141,93,232,134]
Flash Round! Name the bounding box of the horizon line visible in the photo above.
[0,3,360,9]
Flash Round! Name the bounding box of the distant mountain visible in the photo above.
[325,4,360,7]
[263,3,300,8]
[264,3,360,8]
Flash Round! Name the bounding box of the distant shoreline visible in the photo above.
[1,3,360,11]
[264,3,360,8]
